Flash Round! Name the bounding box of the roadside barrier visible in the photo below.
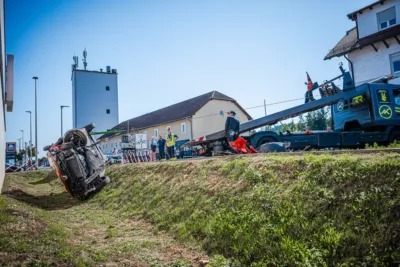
[5,162,38,172]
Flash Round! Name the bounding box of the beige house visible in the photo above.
[98,91,252,154]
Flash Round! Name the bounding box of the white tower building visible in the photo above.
[71,50,119,133]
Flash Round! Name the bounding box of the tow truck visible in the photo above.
[183,63,400,154]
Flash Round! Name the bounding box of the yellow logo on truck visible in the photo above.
[377,90,390,104]
[379,105,393,119]
[352,95,365,104]
[381,91,387,102]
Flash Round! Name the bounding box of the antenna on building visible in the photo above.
[82,48,88,70]
[72,54,79,70]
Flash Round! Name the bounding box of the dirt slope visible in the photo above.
[1,153,400,266]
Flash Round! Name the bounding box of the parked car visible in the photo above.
[5,164,21,173]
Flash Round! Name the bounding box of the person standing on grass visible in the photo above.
[165,127,178,160]
[149,136,157,162]
[157,135,166,160]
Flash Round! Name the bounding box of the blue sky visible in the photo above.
[5,0,370,156]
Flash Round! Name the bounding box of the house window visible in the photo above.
[106,86,110,91]
[390,52,400,74]
[154,129,159,138]
[181,122,186,134]
[378,7,396,30]
[106,109,110,114]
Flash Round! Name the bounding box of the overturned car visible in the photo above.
[44,123,110,200]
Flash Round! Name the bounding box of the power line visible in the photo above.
[117,93,330,137]
[192,93,327,120]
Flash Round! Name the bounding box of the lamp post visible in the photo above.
[20,130,24,149]
[60,105,69,137]
[20,130,25,165]
[17,138,21,152]
[33,76,38,167]
[24,142,28,167]
[25,111,33,164]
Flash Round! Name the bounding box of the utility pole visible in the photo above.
[25,111,33,164]
[60,105,69,136]
[264,99,268,131]
[264,99,267,116]
[33,76,38,167]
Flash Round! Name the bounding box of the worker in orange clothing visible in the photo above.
[305,72,316,103]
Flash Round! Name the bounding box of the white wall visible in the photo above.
[357,0,400,38]
[0,92,4,193]
[348,37,400,85]
[72,70,119,133]
[0,0,5,193]
[192,99,250,139]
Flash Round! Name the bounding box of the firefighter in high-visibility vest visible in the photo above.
[165,127,179,160]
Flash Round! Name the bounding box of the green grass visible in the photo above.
[94,153,400,266]
[1,170,202,266]
[1,153,400,266]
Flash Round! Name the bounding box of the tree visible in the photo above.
[15,146,37,161]
[270,107,332,134]
[302,107,332,130]
[297,115,306,131]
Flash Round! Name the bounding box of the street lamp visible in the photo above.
[20,130,25,165]
[25,111,33,164]
[20,130,24,149]
[33,76,38,167]
[17,138,21,152]
[60,105,69,137]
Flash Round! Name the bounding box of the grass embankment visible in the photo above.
[1,153,400,266]
[0,171,203,267]
[97,154,400,266]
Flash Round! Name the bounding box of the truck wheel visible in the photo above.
[256,137,277,149]
[64,129,88,147]
[258,142,286,153]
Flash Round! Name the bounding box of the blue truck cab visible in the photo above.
[247,78,400,150]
